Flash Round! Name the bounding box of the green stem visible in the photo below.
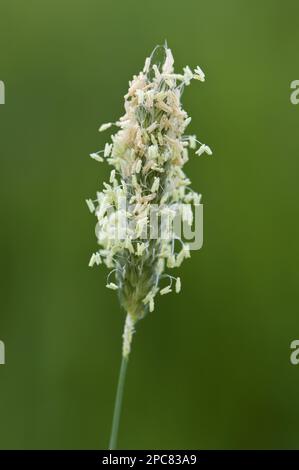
[108,353,129,450]
[109,313,135,449]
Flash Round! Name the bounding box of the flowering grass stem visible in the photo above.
[88,45,212,448]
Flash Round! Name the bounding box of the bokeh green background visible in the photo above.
[1,0,299,449]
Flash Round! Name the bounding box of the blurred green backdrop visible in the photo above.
[1,0,299,449]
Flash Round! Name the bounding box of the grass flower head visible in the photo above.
[88,44,212,355]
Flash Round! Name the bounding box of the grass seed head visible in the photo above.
[88,45,212,325]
